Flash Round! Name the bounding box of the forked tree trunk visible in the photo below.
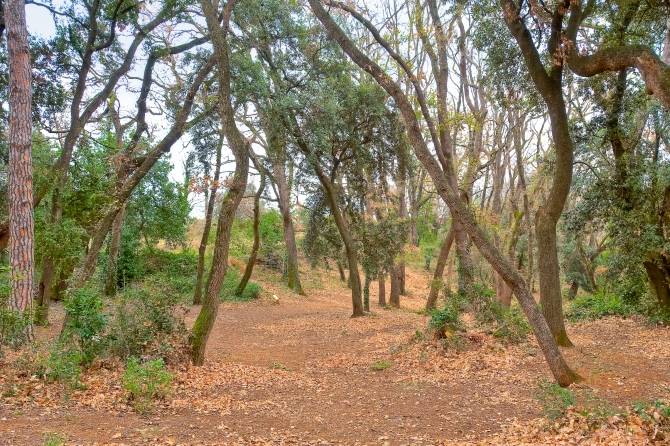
[644,257,670,309]
[235,172,265,296]
[191,0,249,366]
[7,0,34,339]
[309,0,578,386]
[194,134,223,305]
[426,227,454,311]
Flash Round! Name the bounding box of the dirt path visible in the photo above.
[2,268,670,445]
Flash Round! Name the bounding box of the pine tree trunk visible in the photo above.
[426,227,454,311]
[7,0,34,340]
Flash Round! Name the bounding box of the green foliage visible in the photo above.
[122,357,173,414]
[533,378,575,420]
[43,344,84,390]
[566,290,636,321]
[62,288,108,363]
[369,360,392,371]
[42,431,66,446]
[493,305,531,344]
[428,300,463,339]
[259,210,285,267]
[106,283,188,363]
[220,268,261,301]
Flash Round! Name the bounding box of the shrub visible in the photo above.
[566,290,635,321]
[122,357,173,414]
[220,268,261,301]
[533,378,575,420]
[493,305,531,344]
[62,287,107,363]
[106,284,188,363]
[428,302,462,339]
[43,344,84,391]
[0,266,32,351]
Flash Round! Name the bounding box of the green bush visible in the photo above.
[62,287,108,363]
[0,266,32,351]
[122,357,173,414]
[533,378,575,420]
[106,284,187,363]
[428,301,462,338]
[566,290,635,321]
[493,305,531,344]
[220,268,261,301]
[137,249,198,297]
[43,344,84,390]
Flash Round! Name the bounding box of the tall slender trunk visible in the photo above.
[194,134,223,305]
[273,154,305,295]
[35,191,61,325]
[315,166,364,316]
[235,172,265,296]
[426,227,454,311]
[7,0,34,340]
[191,0,248,366]
[104,203,126,296]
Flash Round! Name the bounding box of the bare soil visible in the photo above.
[1,266,669,445]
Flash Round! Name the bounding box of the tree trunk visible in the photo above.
[426,227,454,311]
[36,191,61,325]
[363,273,371,312]
[644,257,670,308]
[235,172,265,296]
[191,0,249,366]
[378,275,386,306]
[309,0,579,386]
[104,203,126,296]
[337,262,346,282]
[7,0,34,339]
[315,166,364,316]
[273,154,305,295]
[566,280,579,301]
[389,265,400,308]
[194,133,223,305]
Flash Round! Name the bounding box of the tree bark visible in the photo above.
[310,0,579,386]
[104,203,126,296]
[502,0,574,346]
[194,133,223,305]
[7,0,34,338]
[378,275,386,306]
[389,264,400,308]
[426,227,454,312]
[272,152,305,295]
[191,0,248,366]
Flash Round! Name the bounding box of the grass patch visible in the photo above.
[566,291,635,321]
[369,359,393,371]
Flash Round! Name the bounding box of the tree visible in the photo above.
[6,0,34,338]
[307,0,579,386]
[190,0,250,365]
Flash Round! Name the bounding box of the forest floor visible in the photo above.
[1,265,670,445]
